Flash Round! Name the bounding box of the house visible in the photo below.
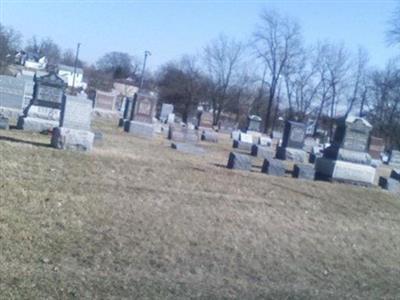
[58,64,85,88]
[23,52,47,70]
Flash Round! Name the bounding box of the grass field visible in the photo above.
[1,117,400,299]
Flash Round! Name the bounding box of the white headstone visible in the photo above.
[240,133,253,144]
[62,96,92,131]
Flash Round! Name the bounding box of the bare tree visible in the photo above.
[204,34,244,125]
[253,9,302,133]
[25,36,61,65]
[0,23,21,73]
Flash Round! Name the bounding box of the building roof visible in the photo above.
[58,64,83,75]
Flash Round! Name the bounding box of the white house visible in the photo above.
[58,64,85,88]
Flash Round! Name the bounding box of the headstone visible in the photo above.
[368,136,384,160]
[379,177,400,195]
[198,111,214,128]
[168,124,199,143]
[18,72,66,132]
[227,152,252,171]
[293,164,315,180]
[0,75,26,119]
[390,169,400,181]
[61,96,92,131]
[315,116,376,185]
[389,150,400,168]
[0,116,9,130]
[247,115,262,132]
[125,91,158,138]
[119,96,135,127]
[240,133,253,144]
[167,113,175,124]
[276,120,307,162]
[309,145,323,164]
[233,140,253,152]
[51,95,94,152]
[231,130,241,141]
[259,136,272,147]
[261,158,285,177]
[201,130,218,143]
[171,142,205,155]
[94,90,118,111]
[251,145,274,159]
[160,103,174,123]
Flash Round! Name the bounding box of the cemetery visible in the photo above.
[2,3,400,298]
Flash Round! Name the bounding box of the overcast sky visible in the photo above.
[1,0,399,70]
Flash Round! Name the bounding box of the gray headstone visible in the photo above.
[261,158,286,177]
[51,127,94,152]
[126,121,154,138]
[282,121,306,149]
[61,96,92,130]
[251,145,274,159]
[131,92,157,124]
[232,140,253,152]
[247,115,262,132]
[390,169,400,181]
[227,152,252,171]
[160,103,174,122]
[0,116,9,130]
[168,125,199,144]
[0,75,25,110]
[293,164,315,180]
[201,130,218,143]
[171,142,205,155]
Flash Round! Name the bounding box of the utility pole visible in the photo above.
[72,42,81,93]
[139,50,151,90]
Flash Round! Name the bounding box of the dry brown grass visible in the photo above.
[1,117,400,299]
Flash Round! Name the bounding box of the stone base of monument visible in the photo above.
[227,152,252,171]
[51,127,94,152]
[379,177,400,194]
[293,164,315,180]
[201,130,218,143]
[125,121,154,138]
[261,158,285,177]
[232,140,253,152]
[315,158,376,185]
[251,145,274,159]
[18,116,59,133]
[276,146,307,163]
[171,142,205,155]
[0,116,10,130]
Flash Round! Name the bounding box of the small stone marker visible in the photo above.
[227,152,252,171]
[389,150,400,168]
[293,164,315,180]
[390,169,400,181]
[171,142,205,155]
[261,158,285,177]
[0,116,9,130]
[231,130,240,141]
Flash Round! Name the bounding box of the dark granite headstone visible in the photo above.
[227,152,252,171]
[32,72,66,109]
[293,164,315,180]
[247,115,262,132]
[282,121,306,149]
[261,158,285,177]
[390,169,400,181]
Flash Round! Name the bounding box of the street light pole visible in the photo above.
[72,42,81,92]
[139,50,151,90]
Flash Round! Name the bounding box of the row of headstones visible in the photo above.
[228,117,400,196]
[227,152,315,180]
[0,72,95,152]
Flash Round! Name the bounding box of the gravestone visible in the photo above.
[251,145,274,159]
[315,116,376,185]
[276,121,307,163]
[247,115,262,132]
[0,116,9,130]
[227,152,252,171]
[160,103,174,123]
[171,142,205,155]
[168,124,199,143]
[0,75,26,119]
[124,91,158,138]
[369,136,384,160]
[201,130,218,143]
[231,130,241,141]
[259,136,272,147]
[198,111,214,129]
[167,113,175,124]
[18,72,66,132]
[261,158,285,177]
[94,90,118,111]
[51,95,94,152]
[379,177,400,195]
[389,150,400,168]
[293,164,315,180]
